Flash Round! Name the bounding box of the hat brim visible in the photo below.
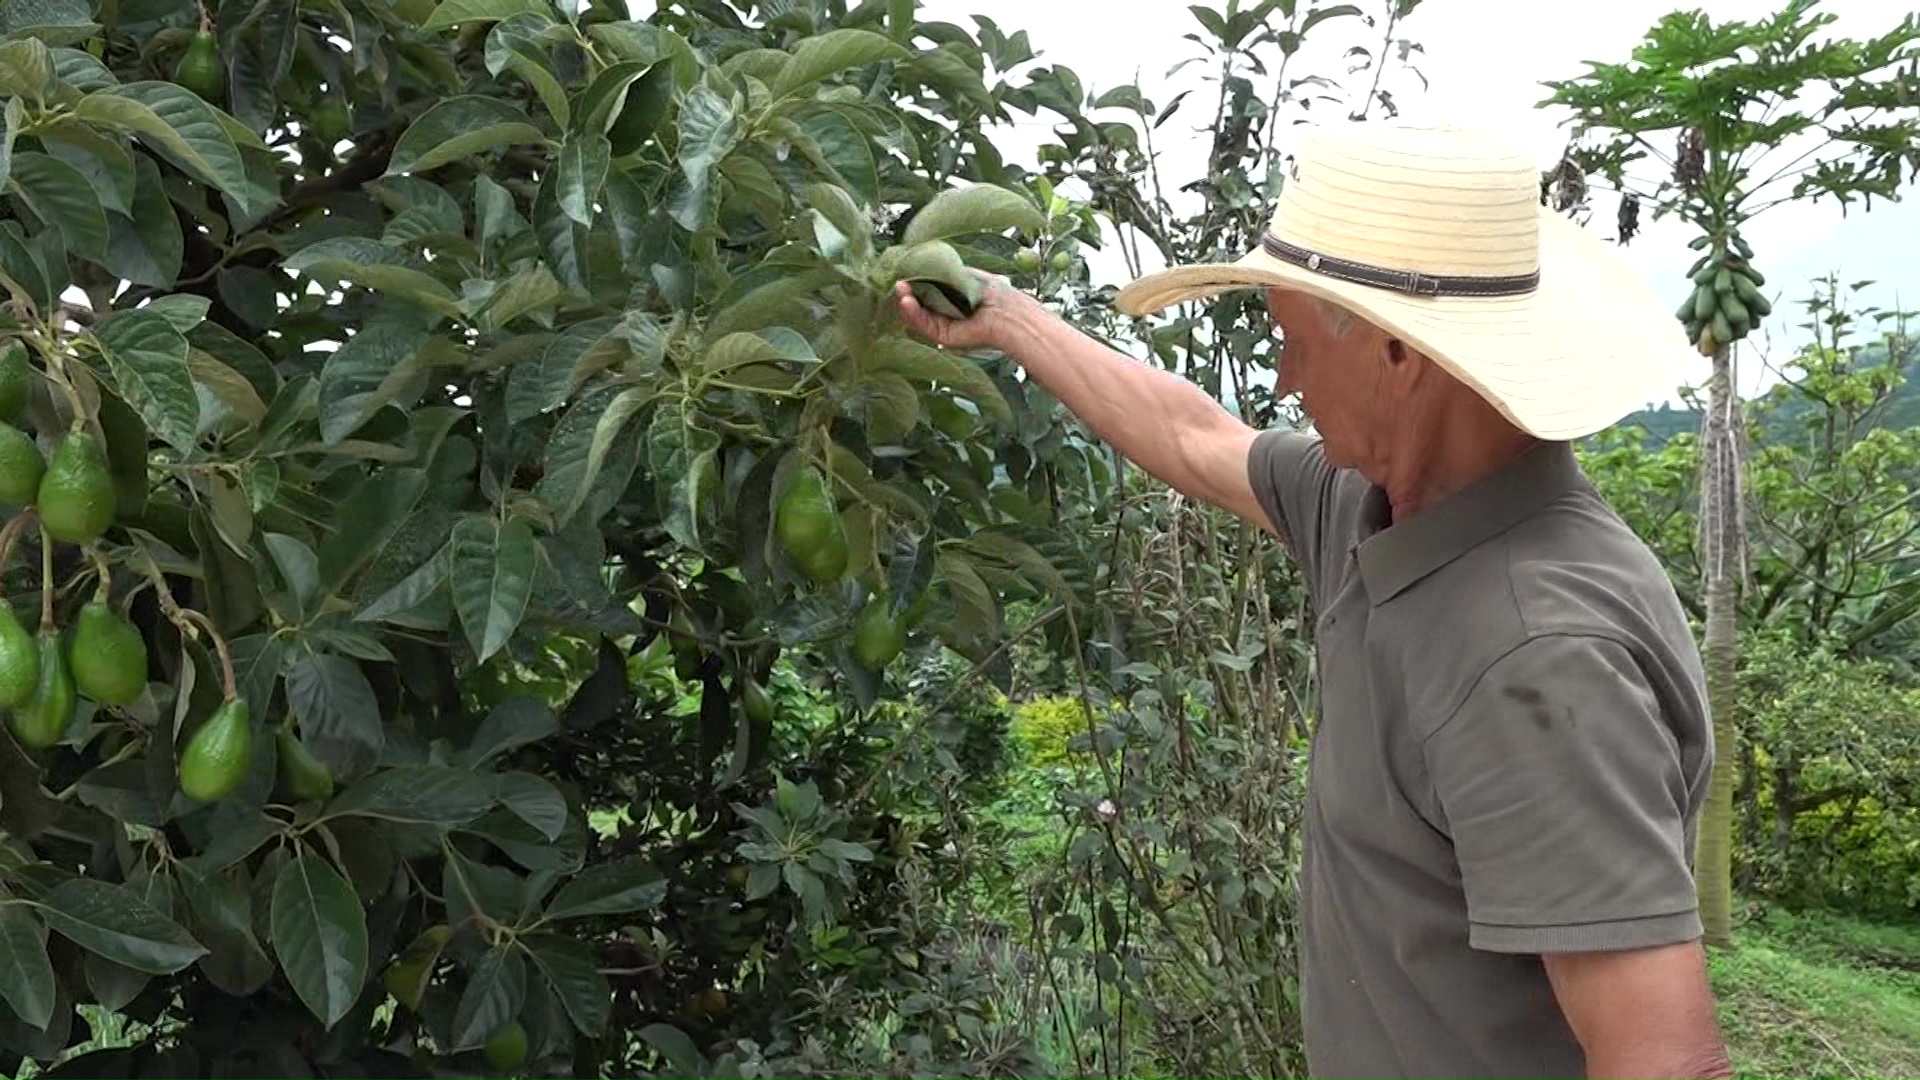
[1113,207,1692,441]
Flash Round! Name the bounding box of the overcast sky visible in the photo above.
[906,0,1917,405]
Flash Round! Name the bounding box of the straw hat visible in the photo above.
[1114,124,1692,440]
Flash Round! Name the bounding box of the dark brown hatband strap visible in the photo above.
[1261,233,1540,298]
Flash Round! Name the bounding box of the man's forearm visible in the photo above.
[993,297,1245,495]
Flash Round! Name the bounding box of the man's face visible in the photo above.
[1265,288,1390,471]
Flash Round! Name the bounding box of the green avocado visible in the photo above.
[0,602,39,710]
[10,632,74,749]
[0,425,44,507]
[774,467,848,585]
[180,698,252,803]
[275,728,334,803]
[0,340,31,422]
[174,30,226,102]
[851,594,907,671]
[68,601,147,706]
[37,430,116,544]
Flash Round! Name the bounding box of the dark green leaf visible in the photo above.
[639,1023,704,1077]
[102,154,182,290]
[313,299,437,445]
[675,83,740,226]
[523,932,609,1036]
[326,765,494,826]
[40,123,135,214]
[284,649,384,780]
[269,851,367,1028]
[554,132,610,227]
[485,13,570,128]
[92,307,199,451]
[542,857,666,921]
[72,82,248,196]
[800,108,878,207]
[0,906,53,1030]
[870,335,1011,426]
[494,772,567,841]
[506,315,616,423]
[575,59,655,136]
[8,151,108,257]
[385,96,547,177]
[534,168,589,292]
[464,697,556,767]
[287,238,459,320]
[264,533,320,614]
[451,947,526,1051]
[449,515,538,661]
[317,466,429,600]
[36,879,206,975]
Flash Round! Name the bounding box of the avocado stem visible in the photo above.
[87,549,112,605]
[38,521,52,634]
[136,545,238,700]
[179,608,236,702]
[0,511,34,591]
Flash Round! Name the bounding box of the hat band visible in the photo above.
[1261,233,1540,298]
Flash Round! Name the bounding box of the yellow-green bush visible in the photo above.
[1011,695,1103,767]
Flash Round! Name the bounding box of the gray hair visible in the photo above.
[1312,296,1360,338]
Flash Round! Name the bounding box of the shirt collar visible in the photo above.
[1353,440,1588,604]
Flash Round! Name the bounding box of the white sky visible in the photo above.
[912,0,1918,406]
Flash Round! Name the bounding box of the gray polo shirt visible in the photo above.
[1248,431,1712,1079]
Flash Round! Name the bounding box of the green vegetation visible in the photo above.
[0,0,1910,1078]
[1716,908,1920,1080]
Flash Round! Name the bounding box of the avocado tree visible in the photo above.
[1542,0,1920,946]
[0,0,1125,1074]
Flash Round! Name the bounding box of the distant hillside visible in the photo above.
[1618,342,1917,445]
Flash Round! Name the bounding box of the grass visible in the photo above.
[1713,904,1920,1080]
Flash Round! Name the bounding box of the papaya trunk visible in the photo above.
[1695,341,1742,950]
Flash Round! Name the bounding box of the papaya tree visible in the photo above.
[1542,0,1920,948]
[0,0,1122,1075]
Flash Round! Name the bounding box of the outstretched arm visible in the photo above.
[893,278,1272,533]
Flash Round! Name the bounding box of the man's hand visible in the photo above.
[891,275,1034,351]
[1544,940,1733,1080]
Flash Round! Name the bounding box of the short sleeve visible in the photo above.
[1246,430,1342,583]
[1424,633,1704,954]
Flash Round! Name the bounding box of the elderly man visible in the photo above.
[895,124,1732,1079]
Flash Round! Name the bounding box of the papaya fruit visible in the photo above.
[179,697,251,803]
[174,30,225,102]
[0,602,38,710]
[0,425,44,506]
[852,594,907,671]
[37,430,116,543]
[741,676,774,725]
[483,1019,528,1071]
[774,467,848,585]
[10,633,74,749]
[68,601,147,706]
[0,340,30,422]
[275,728,334,803]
